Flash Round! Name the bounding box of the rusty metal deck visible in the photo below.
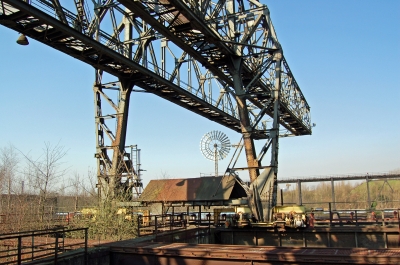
[104,241,400,265]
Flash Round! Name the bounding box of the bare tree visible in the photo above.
[68,171,88,211]
[21,142,68,222]
[83,168,98,198]
[0,145,19,214]
[159,171,174,215]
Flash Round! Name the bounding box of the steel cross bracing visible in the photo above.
[0,0,312,221]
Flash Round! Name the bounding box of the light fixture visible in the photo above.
[16,34,29,45]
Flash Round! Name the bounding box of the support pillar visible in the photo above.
[297,179,302,205]
[110,79,133,199]
[269,51,282,216]
[93,14,137,203]
[331,177,336,210]
[230,57,260,183]
[366,175,371,209]
[94,74,134,202]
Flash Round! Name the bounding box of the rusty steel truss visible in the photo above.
[0,0,311,221]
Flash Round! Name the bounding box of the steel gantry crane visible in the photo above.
[0,0,311,221]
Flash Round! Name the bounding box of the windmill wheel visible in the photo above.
[200,130,231,161]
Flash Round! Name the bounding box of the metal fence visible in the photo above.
[278,202,400,227]
[0,227,88,265]
[138,212,215,236]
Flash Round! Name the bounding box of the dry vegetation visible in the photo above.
[281,173,400,210]
[1,143,398,240]
[0,143,139,241]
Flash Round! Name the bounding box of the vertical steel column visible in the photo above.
[93,11,136,202]
[161,38,166,78]
[214,145,218,177]
[297,179,302,205]
[107,12,134,201]
[269,51,282,212]
[226,0,237,52]
[93,70,107,200]
[188,56,192,93]
[137,214,141,236]
[123,15,132,60]
[198,205,202,227]
[110,79,133,200]
[54,233,59,264]
[17,236,21,265]
[155,216,158,234]
[31,232,34,261]
[366,175,371,208]
[84,228,88,265]
[227,0,259,183]
[186,206,190,226]
[93,1,104,200]
[331,177,336,210]
[231,57,260,182]
[132,145,143,197]
[94,77,134,201]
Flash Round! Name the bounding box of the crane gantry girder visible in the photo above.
[1,0,312,221]
[118,0,311,137]
[0,0,311,139]
[0,0,244,132]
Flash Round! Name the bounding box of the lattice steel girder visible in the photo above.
[0,0,311,139]
[0,0,248,134]
[122,0,312,136]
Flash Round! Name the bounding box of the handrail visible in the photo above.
[0,227,88,265]
[138,212,214,236]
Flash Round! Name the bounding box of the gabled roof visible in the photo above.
[139,175,247,203]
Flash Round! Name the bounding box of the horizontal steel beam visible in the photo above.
[278,174,400,184]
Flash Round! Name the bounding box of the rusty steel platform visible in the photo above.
[104,241,400,265]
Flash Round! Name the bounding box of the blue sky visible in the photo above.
[0,0,399,189]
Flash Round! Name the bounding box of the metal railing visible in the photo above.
[138,212,214,236]
[0,227,88,265]
[313,204,400,228]
[276,201,400,227]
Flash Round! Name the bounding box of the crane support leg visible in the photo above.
[268,51,282,217]
[110,79,133,199]
[230,51,282,222]
[230,57,260,183]
[94,69,135,202]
